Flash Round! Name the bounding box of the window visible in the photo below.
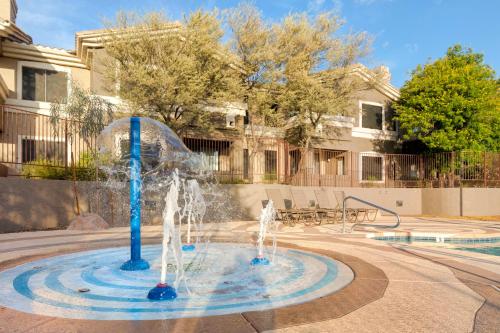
[264,150,277,180]
[21,138,65,164]
[22,67,68,103]
[336,157,345,176]
[183,138,231,172]
[361,103,383,130]
[290,150,300,175]
[313,150,320,174]
[385,106,397,131]
[243,149,249,179]
[244,111,250,125]
[202,150,219,171]
[361,153,384,181]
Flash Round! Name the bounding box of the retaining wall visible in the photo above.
[0,178,499,233]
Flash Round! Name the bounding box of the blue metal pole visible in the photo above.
[121,117,149,271]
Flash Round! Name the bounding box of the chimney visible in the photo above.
[0,0,18,23]
[373,65,391,83]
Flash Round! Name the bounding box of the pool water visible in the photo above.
[454,246,500,256]
[373,236,500,257]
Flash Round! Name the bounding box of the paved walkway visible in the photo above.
[0,217,499,333]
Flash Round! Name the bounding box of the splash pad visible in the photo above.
[0,117,354,320]
[0,244,353,320]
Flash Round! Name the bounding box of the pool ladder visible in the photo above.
[342,196,401,233]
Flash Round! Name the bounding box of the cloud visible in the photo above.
[307,0,327,13]
[382,41,390,48]
[17,10,75,49]
[331,0,343,11]
[15,0,88,49]
[353,0,393,5]
[404,43,419,53]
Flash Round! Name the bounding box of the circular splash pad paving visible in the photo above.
[0,243,353,320]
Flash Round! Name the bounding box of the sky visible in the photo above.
[15,0,500,87]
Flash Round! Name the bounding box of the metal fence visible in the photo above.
[0,105,95,177]
[179,137,500,188]
[1,105,499,187]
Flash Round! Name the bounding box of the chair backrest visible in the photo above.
[291,189,314,209]
[314,189,336,209]
[332,190,346,207]
[266,189,286,210]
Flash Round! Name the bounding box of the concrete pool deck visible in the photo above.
[0,217,499,333]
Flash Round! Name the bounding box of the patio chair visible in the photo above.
[332,190,378,223]
[265,189,302,227]
[289,189,324,225]
[313,189,343,224]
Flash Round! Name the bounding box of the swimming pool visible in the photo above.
[454,246,500,256]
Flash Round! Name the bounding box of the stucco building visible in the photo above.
[0,0,401,185]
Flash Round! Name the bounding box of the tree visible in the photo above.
[395,45,500,152]
[267,11,371,181]
[103,11,240,136]
[225,4,282,180]
[225,4,281,126]
[50,82,114,214]
[274,12,370,149]
[50,83,114,149]
[226,6,371,180]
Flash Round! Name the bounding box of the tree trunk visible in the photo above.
[71,152,81,216]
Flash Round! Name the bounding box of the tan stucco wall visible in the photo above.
[421,188,461,216]
[204,184,422,219]
[0,178,85,232]
[346,136,397,153]
[462,188,500,216]
[0,178,422,233]
[421,188,500,216]
[0,0,16,23]
[71,66,91,90]
[1,178,499,233]
[90,48,114,96]
[0,57,17,98]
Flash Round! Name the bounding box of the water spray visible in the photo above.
[251,200,277,266]
[182,179,206,251]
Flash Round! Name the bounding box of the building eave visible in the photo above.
[74,23,183,67]
[351,65,400,100]
[1,40,87,68]
[0,19,32,44]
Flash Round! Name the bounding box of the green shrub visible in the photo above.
[263,173,277,181]
[22,160,67,180]
[21,154,97,181]
[217,177,249,184]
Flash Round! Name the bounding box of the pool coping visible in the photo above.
[366,231,500,243]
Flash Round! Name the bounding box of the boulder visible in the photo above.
[67,213,110,231]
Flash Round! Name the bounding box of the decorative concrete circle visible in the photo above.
[0,243,353,320]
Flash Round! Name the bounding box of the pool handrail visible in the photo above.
[342,196,401,233]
